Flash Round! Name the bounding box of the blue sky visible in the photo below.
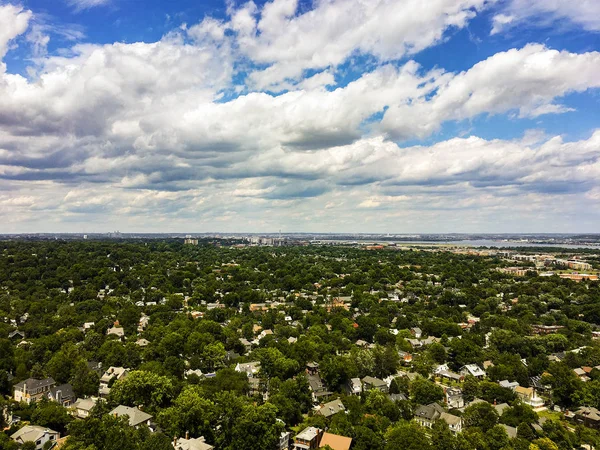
[0,0,599,233]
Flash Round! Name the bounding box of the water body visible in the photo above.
[397,240,599,249]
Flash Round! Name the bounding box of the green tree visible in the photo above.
[431,419,458,450]
[411,377,444,405]
[486,424,511,450]
[226,403,284,450]
[385,422,431,450]
[109,370,174,412]
[157,385,216,441]
[463,401,499,432]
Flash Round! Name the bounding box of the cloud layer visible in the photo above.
[0,0,598,232]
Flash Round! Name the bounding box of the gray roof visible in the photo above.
[415,403,444,421]
[14,377,55,391]
[11,425,58,443]
[175,436,214,450]
[72,397,98,411]
[49,383,75,401]
[110,405,153,427]
[388,393,407,402]
[494,403,510,415]
[440,412,461,426]
[295,426,321,441]
[362,376,386,387]
[501,424,518,439]
[318,399,345,418]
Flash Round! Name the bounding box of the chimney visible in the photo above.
[173,437,178,446]
[185,431,189,440]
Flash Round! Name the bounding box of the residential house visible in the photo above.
[317,399,345,418]
[422,336,441,346]
[107,325,125,339]
[13,377,56,404]
[440,412,463,434]
[308,373,332,403]
[355,339,369,348]
[110,405,153,428]
[531,325,565,335]
[445,387,464,409]
[415,403,462,434]
[173,436,214,450]
[138,314,149,332]
[346,378,362,396]
[87,361,103,375]
[575,407,600,429]
[306,362,320,375]
[407,339,422,349]
[499,380,519,390]
[548,352,566,362]
[398,351,413,364]
[257,329,274,342]
[293,426,324,450]
[501,424,518,439]
[11,425,59,450]
[235,362,261,378]
[388,393,407,402]
[99,367,129,398]
[460,364,486,379]
[136,338,150,347]
[494,403,510,416]
[185,369,204,379]
[362,376,388,393]
[47,383,75,407]
[414,403,445,428]
[240,338,252,353]
[438,370,463,383]
[514,386,545,408]
[71,397,98,419]
[319,432,352,450]
[279,432,292,450]
[8,330,25,339]
[574,368,590,382]
[410,327,422,339]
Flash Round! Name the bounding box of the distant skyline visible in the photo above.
[0,0,599,233]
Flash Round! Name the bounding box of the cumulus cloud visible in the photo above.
[228,0,491,90]
[0,4,32,63]
[491,0,600,34]
[380,45,600,138]
[0,0,599,232]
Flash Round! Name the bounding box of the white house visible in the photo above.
[235,362,261,378]
[11,425,59,449]
[71,397,98,419]
[110,405,153,428]
[460,364,486,379]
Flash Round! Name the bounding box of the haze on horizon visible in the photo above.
[0,0,599,234]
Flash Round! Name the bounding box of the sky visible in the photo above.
[0,0,599,234]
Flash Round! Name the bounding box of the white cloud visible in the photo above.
[490,13,514,35]
[380,45,600,138]
[0,1,599,232]
[228,0,491,90]
[66,0,111,11]
[491,0,600,34]
[0,4,32,64]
